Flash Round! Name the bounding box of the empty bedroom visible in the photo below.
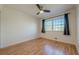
[0,4,79,55]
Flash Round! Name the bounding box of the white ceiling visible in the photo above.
[5,4,76,19]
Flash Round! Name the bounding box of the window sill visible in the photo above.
[45,31,64,32]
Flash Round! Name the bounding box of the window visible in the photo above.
[45,15,64,31]
[45,20,52,31]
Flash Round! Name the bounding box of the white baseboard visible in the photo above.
[0,37,39,48]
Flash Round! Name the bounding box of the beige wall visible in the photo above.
[40,8,77,44]
[0,6,40,48]
[76,5,79,53]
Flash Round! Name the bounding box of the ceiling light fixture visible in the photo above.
[40,10,44,14]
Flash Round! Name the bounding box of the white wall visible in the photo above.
[0,6,40,48]
[76,5,79,53]
[40,8,77,44]
[0,5,3,48]
[0,12,1,46]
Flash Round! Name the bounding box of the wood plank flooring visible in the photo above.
[0,38,78,55]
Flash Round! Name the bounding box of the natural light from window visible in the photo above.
[45,15,64,32]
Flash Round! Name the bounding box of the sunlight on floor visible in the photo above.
[43,44,65,55]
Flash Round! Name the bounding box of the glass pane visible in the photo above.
[45,15,64,32]
[53,15,64,31]
[45,25,52,31]
[45,20,52,31]
[45,20,52,25]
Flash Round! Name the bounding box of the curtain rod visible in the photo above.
[44,13,70,20]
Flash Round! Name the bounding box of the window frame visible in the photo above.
[45,15,64,32]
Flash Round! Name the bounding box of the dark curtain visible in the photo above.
[41,19,45,33]
[64,13,70,35]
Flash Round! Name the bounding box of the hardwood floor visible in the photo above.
[0,38,78,55]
